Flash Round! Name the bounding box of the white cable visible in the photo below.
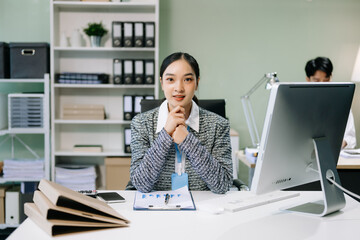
[326,176,360,200]
[308,165,360,200]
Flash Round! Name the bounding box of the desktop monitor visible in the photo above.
[251,82,355,216]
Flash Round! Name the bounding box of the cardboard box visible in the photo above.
[0,186,7,224]
[5,185,20,225]
[105,157,131,190]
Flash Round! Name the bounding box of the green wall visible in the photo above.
[1,0,360,154]
[159,0,360,148]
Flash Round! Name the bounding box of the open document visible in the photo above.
[133,186,196,211]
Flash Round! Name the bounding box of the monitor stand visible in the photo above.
[285,137,346,216]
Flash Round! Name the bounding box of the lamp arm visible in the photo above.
[241,96,260,147]
[241,72,278,147]
[241,76,267,98]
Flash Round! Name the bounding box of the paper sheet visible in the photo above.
[133,186,195,210]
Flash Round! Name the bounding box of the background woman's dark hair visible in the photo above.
[160,52,200,103]
[305,57,333,78]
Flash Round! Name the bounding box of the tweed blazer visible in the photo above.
[129,107,233,194]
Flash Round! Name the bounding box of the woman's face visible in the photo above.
[160,59,198,113]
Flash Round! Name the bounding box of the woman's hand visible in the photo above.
[164,106,186,136]
[173,124,189,144]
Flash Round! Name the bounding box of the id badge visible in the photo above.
[171,172,188,190]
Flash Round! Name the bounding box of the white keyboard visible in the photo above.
[224,191,300,212]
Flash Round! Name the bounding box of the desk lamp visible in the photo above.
[351,46,360,82]
[241,72,279,147]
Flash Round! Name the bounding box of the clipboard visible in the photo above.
[133,186,196,211]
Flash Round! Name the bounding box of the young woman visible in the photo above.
[128,52,233,194]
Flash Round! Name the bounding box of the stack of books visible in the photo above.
[62,104,105,120]
[25,179,129,236]
[55,164,97,191]
[3,159,44,179]
[55,72,109,84]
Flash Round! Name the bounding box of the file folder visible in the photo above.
[124,128,131,153]
[134,96,144,116]
[134,22,144,47]
[24,179,129,236]
[134,60,144,84]
[144,60,155,84]
[145,22,155,47]
[112,22,123,47]
[123,95,133,120]
[113,58,123,84]
[123,60,134,84]
[5,186,20,225]
[123,22,134,47]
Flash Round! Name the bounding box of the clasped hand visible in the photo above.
[164,106,189,144]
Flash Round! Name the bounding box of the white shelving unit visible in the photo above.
[50,0,159,188]
[0,74,50,229]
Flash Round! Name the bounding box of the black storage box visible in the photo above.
[9,42,49,79]
[0,42,10,78]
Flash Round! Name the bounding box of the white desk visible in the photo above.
[8,191,360,240]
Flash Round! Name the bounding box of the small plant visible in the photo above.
[83,22,108,37]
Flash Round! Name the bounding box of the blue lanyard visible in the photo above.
[174,143,182,163]
[174,126,190,163]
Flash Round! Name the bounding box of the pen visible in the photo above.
[164,193,170,205]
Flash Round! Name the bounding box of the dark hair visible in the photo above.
[305,57,333,78]
[160,52,200,103]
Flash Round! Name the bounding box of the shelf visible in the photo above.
[54,150,131,157]
[50,0,158,185]
[54,83,155,89]
[53,46,155,52]
[54,119,131,124]
[0,224,20,230]
[0,79,46,83]
[53,1,156,11]
[0,128,46,135]
[0,177,43,184]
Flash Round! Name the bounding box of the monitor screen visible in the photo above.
[251,82,355,195]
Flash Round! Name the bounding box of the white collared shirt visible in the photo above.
[344,110,357,149]
[156,100,199,133]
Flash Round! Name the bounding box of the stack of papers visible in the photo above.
[340,148,360,159]
[3,159,44,179]
[55,164,96,191]
[133,186,196,210]
[25,179,129,236]
[62,104,105,120]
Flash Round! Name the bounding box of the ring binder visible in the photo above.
[112,22,123,47]
[123,22,134,47]
[113,58,123,84]
[134,22,144,47]
[123,60,134,84]
[134,60,144,84]
[145,22,155,47]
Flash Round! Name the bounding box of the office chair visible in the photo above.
[126,99,248,191]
